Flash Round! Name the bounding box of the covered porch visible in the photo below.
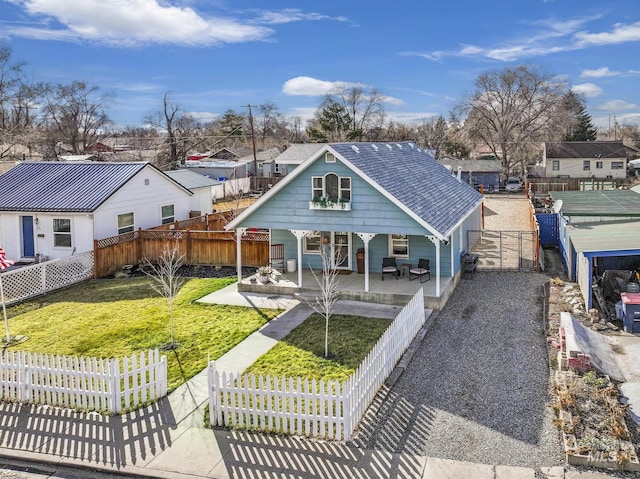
[237,267,460,310]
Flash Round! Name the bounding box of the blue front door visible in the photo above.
[21,216,35,257]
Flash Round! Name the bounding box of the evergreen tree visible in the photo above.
[561,91,597,141]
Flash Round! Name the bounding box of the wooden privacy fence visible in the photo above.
[0,252,94,305]
[0,349,167,414]
[94,229,269,278]
[208,289,426,440]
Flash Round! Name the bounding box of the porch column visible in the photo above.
[356,233,376,293]
[427,236,441,297]
[290,230,311,287]
[236,227,246,282]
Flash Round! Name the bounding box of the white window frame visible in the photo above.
[583,160,590,171]
[596,161,603,169]
[118,212,135,234]
[325,152,336,163]
[311,173,352,201]
[304,231,322,254]
[53,218,72,248]
[552,160,560,171]
[389,234,409,258]
[161,204,175,225]
[612,161,624,169]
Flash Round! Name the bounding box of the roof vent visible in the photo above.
[371,144,379,151]
[351,145,360,153]
[386,144,393,151]
[396,143,403,149]
[408,142,415,149]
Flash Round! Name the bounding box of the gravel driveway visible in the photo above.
[350,271,565,468]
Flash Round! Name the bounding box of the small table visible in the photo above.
[400,263,412,278]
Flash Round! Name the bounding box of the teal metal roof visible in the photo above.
[550,190,640,216]
[567,220,640,253]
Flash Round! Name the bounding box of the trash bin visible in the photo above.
[621,292,640,333]
[286,259,297,273]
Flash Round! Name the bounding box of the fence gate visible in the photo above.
[467,230,538,271]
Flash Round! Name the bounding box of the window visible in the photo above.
[389,234,408,258]
[311,174,352,201]
[325,152,336,163]
[53,218,72,247]
[161,205,175,224]
[583,160,590,171]
[552,160,559,171]
[612,161,624,169]
[304,231,321,253]
[118,212,135,234]
[274,163,281,174]
[596,161,603,169]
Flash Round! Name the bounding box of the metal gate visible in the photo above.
[467,230,538,271]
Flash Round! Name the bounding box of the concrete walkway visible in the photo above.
[0,284,622,478]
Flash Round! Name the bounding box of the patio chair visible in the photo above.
[409,258,431,283]
[381,257,398,280]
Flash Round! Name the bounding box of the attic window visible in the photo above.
[144,178,150,185]
[325,152,336,163]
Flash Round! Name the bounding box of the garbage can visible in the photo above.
[286,259,297,273]
[621,292,640,333]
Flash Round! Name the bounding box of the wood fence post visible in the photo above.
[186,230,191,265]
[136,228,143,264]
[93,239,98,279]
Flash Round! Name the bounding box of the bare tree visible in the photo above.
[455,65,569,175]
[145,92,205,170]
[142,244,185,350]
[308,244,341,358]
[40,81,112,154]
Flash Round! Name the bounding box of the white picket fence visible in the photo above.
[0,349,167,413]
[0,251,94,305]
[208,288,425,440]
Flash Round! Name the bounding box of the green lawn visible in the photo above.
[4,276,281,391]
[245,313,392,382]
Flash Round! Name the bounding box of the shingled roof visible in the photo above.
[545,141,629,159]
[0,162,179,213]
[329,142,483,236]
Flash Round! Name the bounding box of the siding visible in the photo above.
[239,158,429,235]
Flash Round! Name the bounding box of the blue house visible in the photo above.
[226,142,483,309]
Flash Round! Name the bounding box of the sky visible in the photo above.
[1,0,639,131]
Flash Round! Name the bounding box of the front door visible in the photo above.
[331,232,351,270]
[21,216,35,258]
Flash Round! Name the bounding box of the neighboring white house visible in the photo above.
[542,141,629,179]
[0,162,193,262]
[164,169,219,216]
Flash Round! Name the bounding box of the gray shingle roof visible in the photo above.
[545,141,629,159]
[0,162,150,212]
[329,142,483,236]
[439,157,502,172]
[275,144,326,164]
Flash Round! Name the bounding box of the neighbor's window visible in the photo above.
[161,205,175,224]
[311,174,352,201]
[596,161,603,169]
[118,212,135,234]
[389,234,409,258]
[552,160,560,171]
[583,160,590,171]
[53,218,72,247]
[304,231,321,253]
[612,161,624,169]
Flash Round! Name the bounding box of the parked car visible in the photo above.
[505,177,523,192]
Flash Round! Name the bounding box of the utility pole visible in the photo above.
[244,105,258,191]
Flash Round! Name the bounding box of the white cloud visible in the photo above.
[282,76,359,96]
[580,67,620,78]
[5,0,273,45]
[282,76,404,105]
[249,9,350,25]
[186,111,219,122]
[574,21,640,46]
[571,83,603,97]
[595,100,639,111]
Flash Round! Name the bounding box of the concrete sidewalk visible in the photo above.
[0,285,621,478]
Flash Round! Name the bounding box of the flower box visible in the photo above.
[308,201,351,211]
